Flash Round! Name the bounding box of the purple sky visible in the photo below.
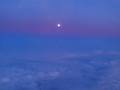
[0,0,120,36]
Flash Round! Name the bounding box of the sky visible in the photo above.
[0,0,120,36]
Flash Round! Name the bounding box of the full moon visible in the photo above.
[57,24,61,28]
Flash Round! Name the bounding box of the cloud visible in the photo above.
[95,60,120,90]
[48,71,60,78]
[0,50,120,62]
[0,77,11,83]
[0,50,120,89]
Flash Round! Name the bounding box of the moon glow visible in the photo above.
[57,24,61,28]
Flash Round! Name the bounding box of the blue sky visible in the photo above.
[0,0,120,20]
[0,0,120,36]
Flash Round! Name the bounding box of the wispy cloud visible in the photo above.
[0,50,120,62]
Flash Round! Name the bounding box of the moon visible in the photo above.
[56,23,64,32]
[57,24,61,28]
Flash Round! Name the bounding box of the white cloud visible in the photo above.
[49,71,60,78]
[1,77,11,83]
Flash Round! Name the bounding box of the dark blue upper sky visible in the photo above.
[0,0,120,20]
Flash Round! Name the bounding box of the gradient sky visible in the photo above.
[0,1,120,89]
[0,0,120,36]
